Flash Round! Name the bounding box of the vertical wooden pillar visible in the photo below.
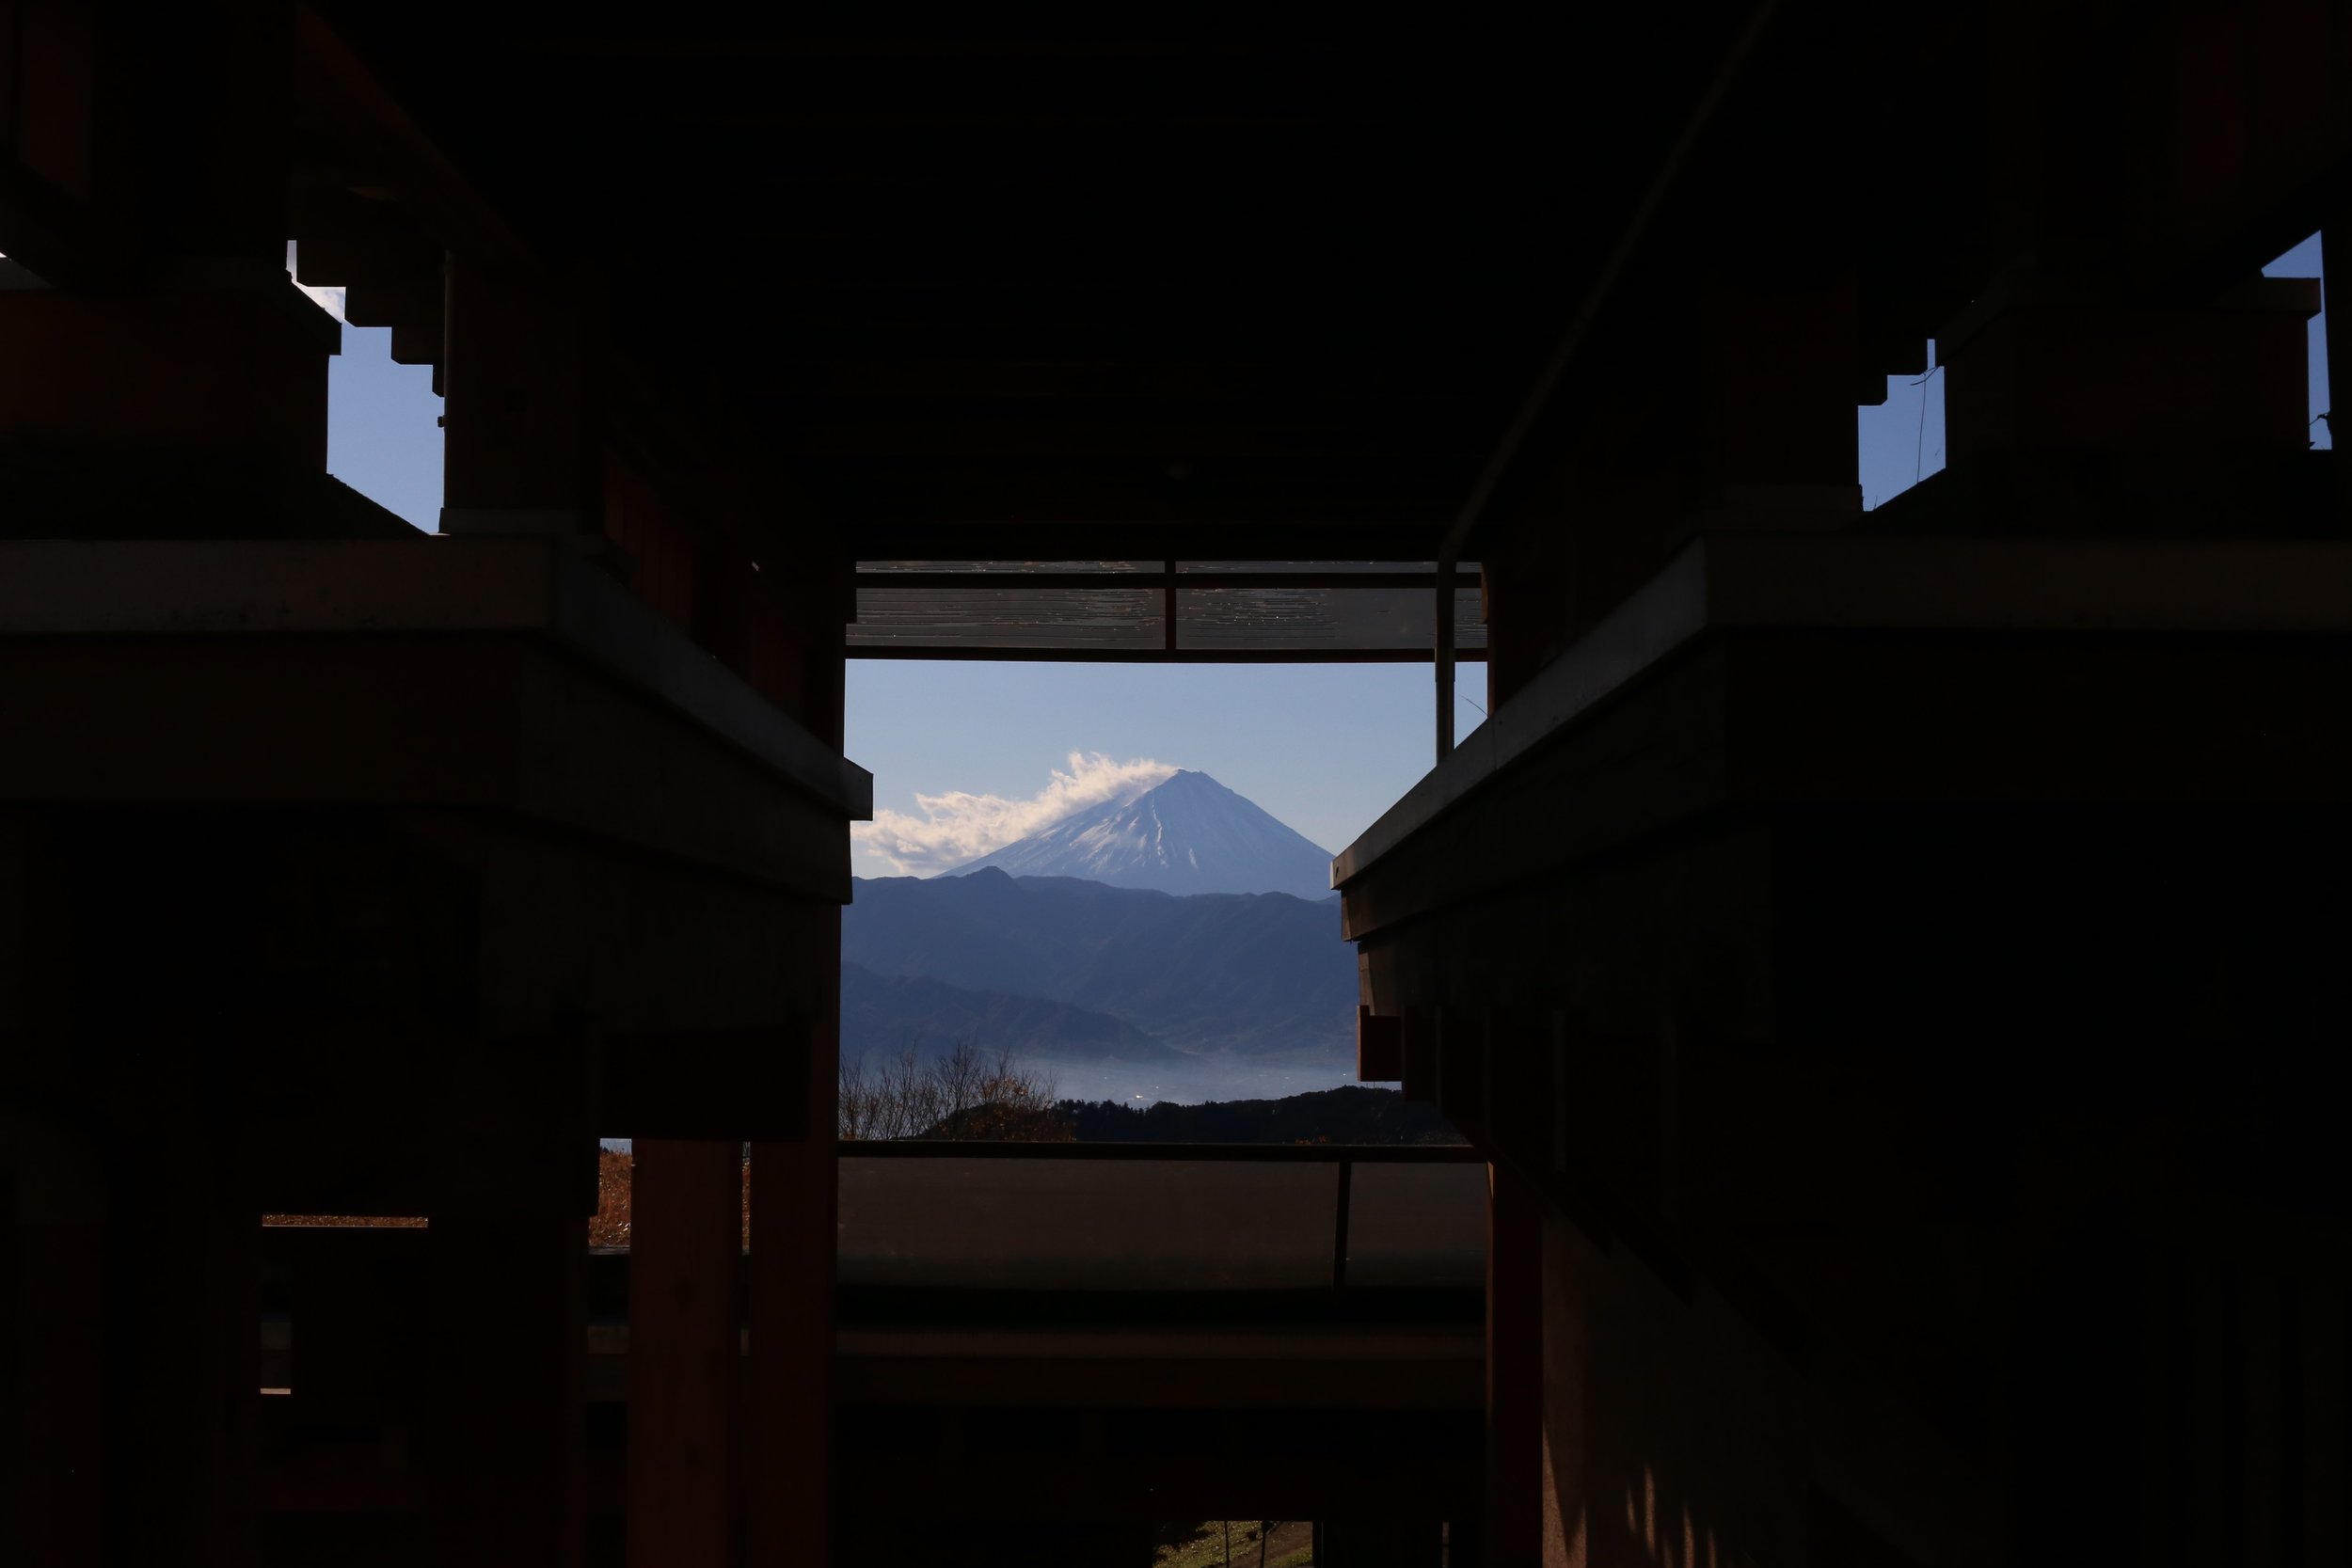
[440,257,596,537]
[1485,1162,1543,1568]
[741,558,849,1565]
[746,1130,836,1565]
[425,1203,588,1567]
[628,1138,743,1568]
[1481,461,1677,714]
[1700,276,1863,527]
[747,916,840,1567]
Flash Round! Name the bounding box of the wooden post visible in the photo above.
[628,1138,744,1568]
[1484,1162,1543,1568]
[747,909,841,1566]
[439,257,596,537]
[424,1202,588,1567]
[747,1126,836,1564]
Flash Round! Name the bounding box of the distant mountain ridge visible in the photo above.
[947,769,1334,902]
[844,870,1355,1058]
[840,960,1185,1067]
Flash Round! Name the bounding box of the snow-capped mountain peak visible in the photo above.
[943,769,1333,900]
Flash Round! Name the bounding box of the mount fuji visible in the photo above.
[944,769,1335,901]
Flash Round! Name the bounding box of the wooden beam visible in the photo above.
[1435,0,1789,566]
[845,645,1486,665]
[793,458,1464,541]
[784,415,1477,462]
[838,523,1455,564]
[602,1029,811,1142]
[768,359,1465,404]
[293,6,538,275]
[855,570,1475,590]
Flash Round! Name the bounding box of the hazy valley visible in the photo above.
[843,770,1361,1103]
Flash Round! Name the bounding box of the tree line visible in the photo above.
[838,1047,1462,1146]
[837,1041,1070,1141]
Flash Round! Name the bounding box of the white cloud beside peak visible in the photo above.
[853,752,1176,878]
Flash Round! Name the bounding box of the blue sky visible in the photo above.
[317,234,2331,878]
[845,661,1489,875]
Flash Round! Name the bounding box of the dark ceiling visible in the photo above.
[303,7,1977,558]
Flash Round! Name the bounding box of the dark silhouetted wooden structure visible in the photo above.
[6,4,2350,1565]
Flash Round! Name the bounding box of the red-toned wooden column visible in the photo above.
[747,925,840,1566]
[628,1138,744,1568]
[439,257,597,538]
[1698,275,1863,528]
[742,555,850,1566]
[747,1130,836,1564]
[1485,1162,1543,1568]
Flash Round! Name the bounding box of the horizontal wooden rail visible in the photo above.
[856,570,1477,591]
[836,1140,1480,1164]
[845,644,1487,664]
